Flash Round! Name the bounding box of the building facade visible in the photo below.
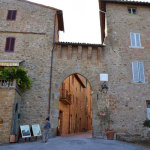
[0,0,150,144]
[99,0,150,141]
[0,0,63,144]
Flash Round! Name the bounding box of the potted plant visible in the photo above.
[143,119,150,128]
[98,107,114,140]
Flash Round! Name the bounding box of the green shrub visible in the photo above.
[143,119,150,128]
[1,66,32,89]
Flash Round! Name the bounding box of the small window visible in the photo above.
[132,61,145,83]
[5,37,16,52]
[7,10,17,20]
[72,76,74,85]
[130,32,141,48]
[128,8,136,14]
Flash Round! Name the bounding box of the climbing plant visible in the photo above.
[0,66,32,89]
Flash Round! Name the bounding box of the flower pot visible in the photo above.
[10,135,16,143]
[106,131,114,140]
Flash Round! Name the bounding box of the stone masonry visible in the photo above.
[0,81,21,144]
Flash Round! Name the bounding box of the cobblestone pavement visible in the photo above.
[1,132,150,150]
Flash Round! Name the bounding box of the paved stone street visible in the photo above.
[0,132,150,150]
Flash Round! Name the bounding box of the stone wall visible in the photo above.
[0,0,57,136]
[0,85,20,144]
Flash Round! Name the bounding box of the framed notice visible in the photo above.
[100,74,108,81]
[32,124,42,137]
[20,125,31,138]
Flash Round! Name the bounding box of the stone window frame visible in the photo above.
[5,37,16,52]
[128,7,137,15]
[7,10,17,21]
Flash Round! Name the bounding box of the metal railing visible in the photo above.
[0,79,8,87]
[0,79,16,87]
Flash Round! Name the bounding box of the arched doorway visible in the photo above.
[57,73,93,136]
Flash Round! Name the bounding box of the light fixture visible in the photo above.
[101,82,108,94]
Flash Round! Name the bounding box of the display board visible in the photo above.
[32,124,42,136]
[20,125,31,138]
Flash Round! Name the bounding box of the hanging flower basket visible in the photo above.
[99,112,106,117]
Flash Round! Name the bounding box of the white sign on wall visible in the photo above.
[100,74,108,81]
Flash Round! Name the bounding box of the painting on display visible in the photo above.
[32,124,42,136]
[20,125,31,138]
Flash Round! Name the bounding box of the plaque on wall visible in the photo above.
[32,124,42,137]
[20,125,31,138]
[100,74,108,81]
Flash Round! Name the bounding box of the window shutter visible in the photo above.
[5,38,11,51]
[10,38,15,51]
[12,10,17,20]
[132,61,139,82]
[7,10,17,20]
[7,10,12,20]
[130,32,135,47]
[5,37,15,52]
[135,33,141,47]
[139,62,145,83]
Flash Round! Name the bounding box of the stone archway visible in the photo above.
[50,67,101,138]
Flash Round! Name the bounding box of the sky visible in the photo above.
[29,0,101,44]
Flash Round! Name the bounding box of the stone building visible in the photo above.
[98,0,150,141]
[0,0,64,144]
[58,74,92,136]
[0,0,150,144]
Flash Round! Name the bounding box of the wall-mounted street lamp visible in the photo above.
[101,82,109,94]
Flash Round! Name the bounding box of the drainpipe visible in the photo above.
[48,12,57,117]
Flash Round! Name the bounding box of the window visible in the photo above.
[86,79,88,88]
[7,10,17,20]
[132,61,145,83]
[72,76,74,85]
[5,37,16,52]
[128,8,136,14]
[130,32,141,48]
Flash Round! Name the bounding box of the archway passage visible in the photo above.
[57,73,93,136]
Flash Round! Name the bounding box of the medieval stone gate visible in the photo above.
[49,43,106,137]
